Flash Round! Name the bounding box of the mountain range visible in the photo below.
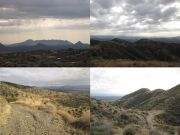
[91,38,180,63]
[112,84,180,110]
[91,36,180,43]
[0,39,89,53]
[91,84,180,134]
[45,85,90,91]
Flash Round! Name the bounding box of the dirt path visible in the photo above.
[0,103,70,135]
[146,110,163,129]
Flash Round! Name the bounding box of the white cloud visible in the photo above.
[0,0,90,43]
[91,0,180,36]
[0,68,90,87]
[91,68,180,96]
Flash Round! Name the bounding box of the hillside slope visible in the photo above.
[91,98,180,135]
[91,38,180,66]
[112,84,180,110]
[0,82,90,135]
[91,84,180,135]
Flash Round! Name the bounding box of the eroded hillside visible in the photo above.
[91,85,180,135]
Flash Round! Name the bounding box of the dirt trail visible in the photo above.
[146,110,163,129]
[0,103,70,135]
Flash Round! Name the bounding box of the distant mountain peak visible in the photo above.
[75,41,84,45]
[25,39,34,43]
[111,38,129,43]
[0,43,6,49]
[0,43,4,46]
[136,88,150,92]
[136,38,154,43]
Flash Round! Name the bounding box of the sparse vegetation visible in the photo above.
[0,96,11,125]
[0,49,90,67]
[91,84,180,135]
[0,81,90,135]
[91,38,180,67]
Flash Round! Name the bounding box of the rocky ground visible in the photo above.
[0,104,69,135]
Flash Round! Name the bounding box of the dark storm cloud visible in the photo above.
[91,0,180,34]
[0,68,90,87]
[0,0,89,19]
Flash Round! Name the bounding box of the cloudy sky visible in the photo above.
[0,0,89,44]
[91,68,180,96]
[91,0,180,37]
[0,68,89,87]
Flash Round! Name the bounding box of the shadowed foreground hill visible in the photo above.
[91,38,180,67]
[0,49,90,67]
[91,84,180,135]
[0,82,90,135]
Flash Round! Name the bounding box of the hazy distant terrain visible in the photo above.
[91,96,121,101]
[91,37,180,67]
[0,40,90,67]
[91,36,180,44]
[91,84,180,135]
[44,85,90,96]
[0,82,90,135]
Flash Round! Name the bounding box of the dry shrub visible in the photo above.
[38,102,57,114]
[80,110,90,123]
[149,129,165,135]
[123,124,140,135]
[71,110,90,130]
[15,94,43,107]
[57,109,75,123]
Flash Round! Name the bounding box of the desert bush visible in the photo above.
[91,121,114,135]
[123,125,139,135]
[39,102,57,114]
[149,129,163,135]
[116,113,130,127]
[71,110,90,130]
[57,109,75,123]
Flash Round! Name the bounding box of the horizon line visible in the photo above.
[0,39,90,45]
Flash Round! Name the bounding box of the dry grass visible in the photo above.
[57,109,75,123]
[91,59,180,67]
[15,94,43,107]
[0,96,11,125]
[79,110,90,123]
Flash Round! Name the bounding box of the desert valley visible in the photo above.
[0,40,90,67]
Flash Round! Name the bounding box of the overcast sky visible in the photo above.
[91,68,180,96]
[91,0,180,37]
[0,68,89,87]
[0,0,89,44]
